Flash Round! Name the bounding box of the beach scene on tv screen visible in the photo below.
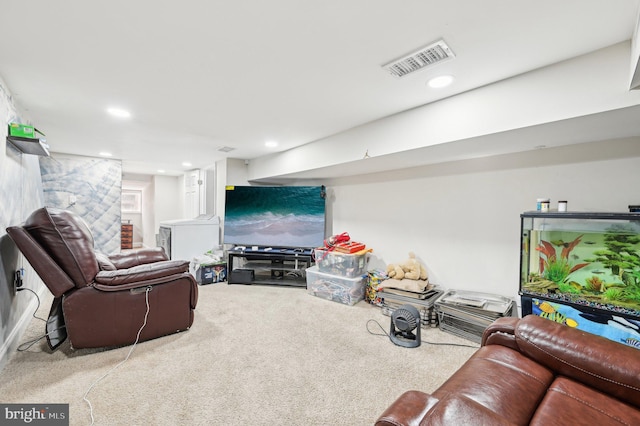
[223,186,325,248]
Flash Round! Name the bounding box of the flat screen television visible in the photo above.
[223,185,326,249]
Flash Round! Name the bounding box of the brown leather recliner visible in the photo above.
[376,314,640,425]
[6,207,198,350]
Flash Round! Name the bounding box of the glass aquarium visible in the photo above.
[520,212,640,348]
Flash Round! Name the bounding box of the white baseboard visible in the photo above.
[0,286,47,372]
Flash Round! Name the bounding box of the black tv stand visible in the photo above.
[227,246,314,287]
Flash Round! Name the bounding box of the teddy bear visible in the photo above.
[386,252,428,281]
[386,263,406,280]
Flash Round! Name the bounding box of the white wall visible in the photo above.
[249,42,640,182]
[0,75,45,371]
[215,159,228,219]
[631,6,640,89]
[216,158,251,241]
[204,167,216,215]
[153,174,182,234]
[141,179,155,247]
[226,158,251,186]
[317,138,640,310]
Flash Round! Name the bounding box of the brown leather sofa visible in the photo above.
[7,207,198,350]
[376,314,640,425]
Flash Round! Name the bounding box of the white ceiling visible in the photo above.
[1,0,639,176]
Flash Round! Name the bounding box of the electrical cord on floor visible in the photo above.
[366,319,480,348]
[15,287,65,352]
[17,326,67,352]
[16,287,47,322]
[83,286,152,426]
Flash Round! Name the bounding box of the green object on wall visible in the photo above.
[8,122,44,139]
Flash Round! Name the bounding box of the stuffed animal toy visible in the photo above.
[386,263,406,280]
[386,252,428,281]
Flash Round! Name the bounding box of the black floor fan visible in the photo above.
[389,304,421,348]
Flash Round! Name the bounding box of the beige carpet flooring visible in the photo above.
[0,282,479,425]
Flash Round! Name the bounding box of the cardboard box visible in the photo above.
[196,263,227,285]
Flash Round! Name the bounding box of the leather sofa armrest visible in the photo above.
[94,260,190,287]
[107,247,169,269]
[481,316,519,350]
[516,314,640,408]
[375,390,438,426]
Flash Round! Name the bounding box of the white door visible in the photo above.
[184,170,201,219]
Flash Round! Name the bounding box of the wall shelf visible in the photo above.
[6,136,50,156]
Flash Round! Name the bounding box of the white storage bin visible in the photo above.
[306,265,366,306]
[313,248,369,278]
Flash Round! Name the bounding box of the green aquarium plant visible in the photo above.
[621,273,640,304]
[604,287,624,302]
[535,235,588,285]
[557,281,581,294]
[586,225,640,279]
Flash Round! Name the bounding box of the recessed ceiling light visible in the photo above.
[99,151,113,157]
[157,169,166,173]
[265,140,278,148]
[182,162,192,167]
[106,107,131,118]
[427,75,454,88]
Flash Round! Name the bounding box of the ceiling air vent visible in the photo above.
[382,39,455,78]
[218,146,235,153]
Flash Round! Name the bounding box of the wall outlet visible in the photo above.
[14,269,23,292]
